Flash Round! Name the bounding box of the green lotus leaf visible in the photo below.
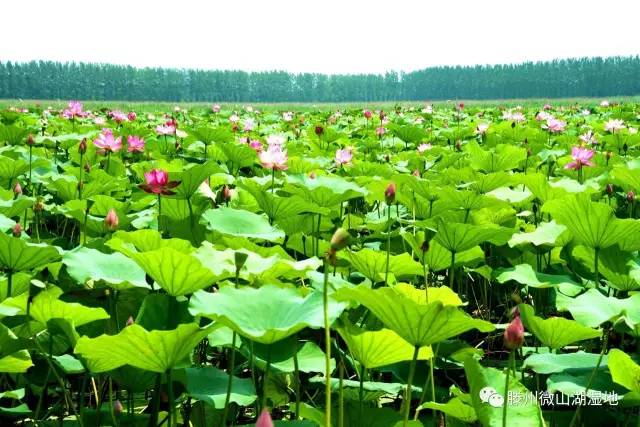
[418,395,477,423]
[336,286,494,346]
[244,338,332,374]
[311,377,423,402]
[188,285,347,344]
[434,219,513,253]
[337,321,433,369]
[518,304,600,349]
[218,142,257,169]
[0,198,33,219]
[128,247,216,296]
[30,286,110,327]
[0,324,32,373]
[0,232,60,272]
[523,352,608,375]
[240,179,327,222]
[464,357,545,427]
[556,289,640,330]
[0,213,14,232]
[608,349,640,393]
[107,229,193,256]
[508,221,568,248]
[175,161,221,199]
[495,264,579,289]
[62,247,148,290]
[546,370,623,400]
[543,193,640,251]
[402,232,485,272]
[200,207,285,242]
[284,174,367,207]
[180,366,257,408]
[340,249,423,283]
[572,245,640,291]
[75,323,213,373]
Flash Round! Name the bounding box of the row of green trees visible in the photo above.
[1,56,638,102]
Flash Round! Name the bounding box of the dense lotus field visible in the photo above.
[1,100,640,427]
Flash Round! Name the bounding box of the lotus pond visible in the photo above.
[0,101,639,427]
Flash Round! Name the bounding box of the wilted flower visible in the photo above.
[335,148,353,166]
[104,208,119,231]
[127,135,145,153]
[604,119,625,133]
[259,144,288,170]
[564,146,594,170]
[93,129,122,153]
[138,169,181,195]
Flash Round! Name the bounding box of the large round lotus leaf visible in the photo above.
[336,286,494,347]
[62,247,148,290]
[75,323,214,373]
[556,289,640,331]
[200,207,285,242]
[608,349,640,393]
[518,304,601,349]
[340,249,423,283]
[0,233,60,272]
[179,366,257,408]
[188,285,347,344]
[30,286,109,327]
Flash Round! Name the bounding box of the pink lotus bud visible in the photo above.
[315,125,324,136]
[78,138,87,154]
[504,314,525,350]
[412,169,421,177]
[127,111,137,122]
[256,409,274,427]
[222,185,232,201]
[12,222,22,238]
[606,184,614,196]
[114,400,123,415]
[385,182,396,205]
[126,316,135,326]
[627,191,635,203]
[26,134,35,146]
[13,181,22,196]
[105,208,119,231]
[364,110,372,119]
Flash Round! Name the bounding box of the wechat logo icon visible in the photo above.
[479,386,504,407]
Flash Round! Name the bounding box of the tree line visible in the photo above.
[1,56,639,102]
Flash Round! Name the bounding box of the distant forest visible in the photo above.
[1,56,639,102]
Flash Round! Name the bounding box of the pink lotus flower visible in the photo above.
[535,111,551,121]
[212,104,221,113]
[475,123,489,135]
[564,146,595,170]
[543,118,566,133]
[364,110,372,119]
[62,101,86,119]
[127,135,145,153]
[417,143,432,153]
[243,118,255,132]
[543,104,552,111]
[335,148,353,166]
[376,126,386,137]
[93,129,122,153]
[249,140,263,152]
[256,409,274,427]
[156,124,176,136]
[138,169,180,195]
[259,143,288,170]
[109,110,128,124]
[127,111,137,121]
[579,131,598,146]
[266,134,286,147]
[604,119,625,133]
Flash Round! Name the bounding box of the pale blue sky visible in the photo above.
[1,0,638,74]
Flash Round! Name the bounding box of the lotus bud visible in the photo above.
[26,134,35,146]
[384,182,396,205]
[420,239,430,253]
[308,171,317,179]
[127,111,137,121]
[104,208,119,231]
[455,140,462,151]
[256,409,274,427]
[78,138,87,154]
[13,181,22,197]
[12,222,22,238]
[364,110,372,119]
[315,125,324,136]
[503,314,525,350]
[330,228,350,252]
[33,199,44,212]
[606,184,614,196]
[114,400,123,415]
[627,191,635,203]
[379,110,386,120]
[412,169,421,177]
[126,316,135,326]
[222,185,232,202]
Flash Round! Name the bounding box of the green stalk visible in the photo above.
[449,251,456,290]
[384,205,392,286]
[221,332,237,426]
[402,346,420,427]
[422,252,429,304]
[594,247,600,286]
[28,145,33,190]
[271,168,276,194]
[157,195,163,234]
[261,345,272,411]
[187,196,195,242]
[293,342,301,419]
[167,369,176,427]
[502,351,515,427]
[6,269,12,298]
[338,361,344,427]
[109,377,117,427]
[359,365,367,419]
[323,259,332,427]
[78,151,84,199]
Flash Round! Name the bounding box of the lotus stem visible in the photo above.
[338,360,344,427]
[293,341,301,419]
[28,145,33,190]
[167,369,176,427]
[502,351,514,427]
[108,377,117,427]
[384,204,391,286]
[6,269,12,299]
[221,332,237,426]
[449,251,456,290]
[359,365,367,419]
[323,258,332,427]
[402,346,420,427]
[594,246,600,287]
[261,345,272,411]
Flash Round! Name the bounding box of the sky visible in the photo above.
[1,0,639,75]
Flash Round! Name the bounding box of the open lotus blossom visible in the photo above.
[127,135,145,153]
[243,118,255,131]
[422,105,433,114]
[93,128,122,153]
[109,110,128,123]
[266,134,286,147]
[212,104,221,113]
[535,111,552,121]
[600,100,610,107]
[259,143,288,170]
[156,123,176,135]
[417,143,432,153]
[94,116,106,125]
[543,117,566,133]
[376,126,386,137]
[543,104,552,110]
[127,111,137,121]
[138,169,180,195]
[565,146,595,170]
[604,119,625,133]
[62,101,86,119]
[475,123,489,135]
[335,148,353,166]
[579,130,598,145]
[504,110,526,122]
[229,114,240,123]
[282,111,293,121]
